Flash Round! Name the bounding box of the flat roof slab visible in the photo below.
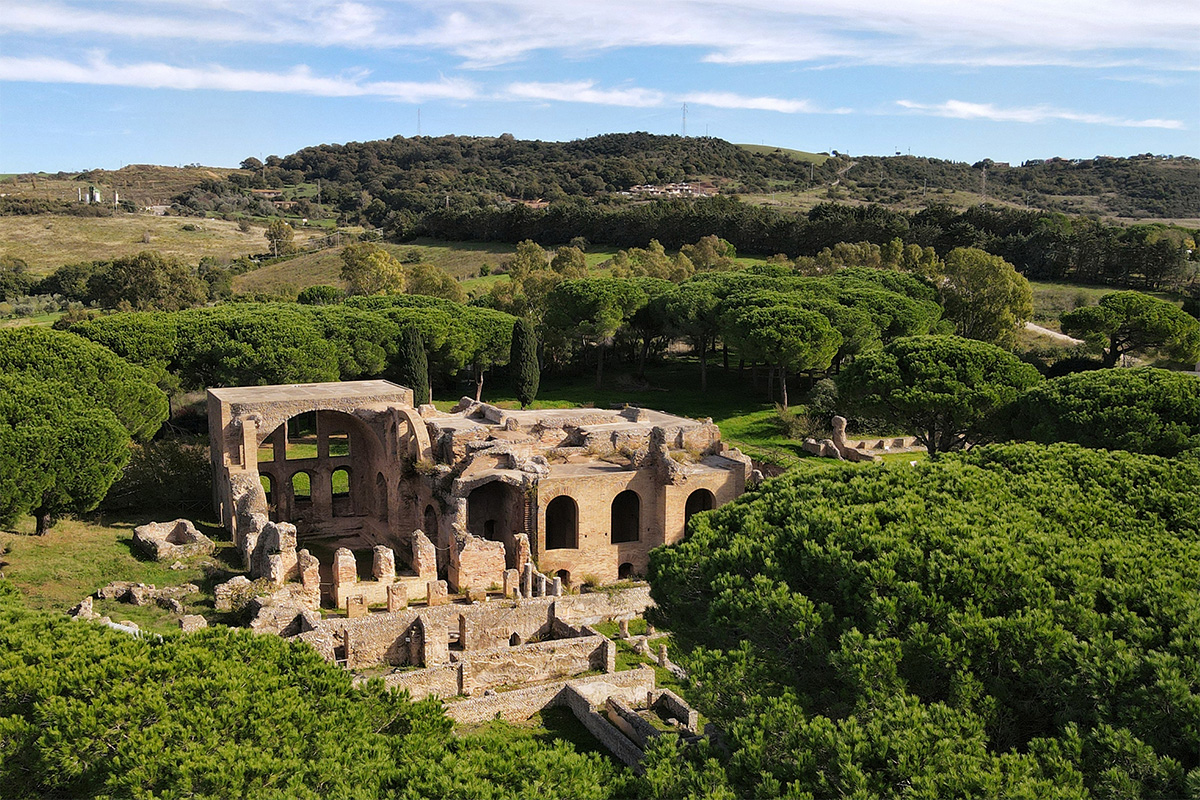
[209,380,409,405]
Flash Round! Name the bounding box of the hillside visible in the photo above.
[0,164,240,209]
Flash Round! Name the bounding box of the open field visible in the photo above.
[234,237,517,296]
[1027,280,1180,329]
[234,239,632,297]
[735,144,830,165]
[0,213,293,274]
[0,164,238,207]
[0,512,240,633]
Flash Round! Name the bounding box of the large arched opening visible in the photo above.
[684,488,715,528]
[545,495,578,550]
[611,490,641,544]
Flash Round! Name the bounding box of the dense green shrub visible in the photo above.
[0,582,629,799]
[1012,367,1200,455]
[650,443,1200,798]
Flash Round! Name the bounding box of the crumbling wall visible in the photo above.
[443,667,656,725]
[448,527,507,593]
[563,684,645,769]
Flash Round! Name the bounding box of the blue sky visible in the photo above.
[1,0,1197,172]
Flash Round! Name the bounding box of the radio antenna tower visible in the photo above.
[681,103,688,137]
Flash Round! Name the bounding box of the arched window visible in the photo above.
[545,496,578,550]
[556,569,572,588]
[292,471,311,502]
[331,468,350,499]
[331,468,351,516]
[618,562,635,580]
[685,489,715,526]
[610,490,640,544]
[424,504,438,537]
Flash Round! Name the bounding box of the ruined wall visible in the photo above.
[385,664,460,699]
[555,585,654,627]
[462,636,608,695]
[563,683,646,769]
[292,585,652,670]
[536,470,664,585]
[448,528,507,593]
[443,667,656,725]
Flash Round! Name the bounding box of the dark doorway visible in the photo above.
[611,490,640,543]
[545,496,578,550]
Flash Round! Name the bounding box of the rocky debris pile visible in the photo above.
[97,580,199,613]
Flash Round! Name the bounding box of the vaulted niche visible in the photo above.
[545,495,578,550]
[610,490,640,544]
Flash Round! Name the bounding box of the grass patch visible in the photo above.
[735,144,829,165]
[0,214,308,275]
[455,707,615,760]
[0,512,240,633]
[1027,280,1179,328]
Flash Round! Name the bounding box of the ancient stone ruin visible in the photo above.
[208,380,751,597]
[132,519,215,562]
[802,415,924,462]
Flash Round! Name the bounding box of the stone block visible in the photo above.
[298,549,320,592]
[373,546,396,584]
[412,529,438,581]
[387,583,409,612]
[618,618,629,639]
[534,572,547,597]
[550,577,562,597]
[521,563,533,598]
[503,568,521,599]
[156,596,184,614]
[132,519,215,562]
[466,587,487,604]
[346,595,368,618]
[427,580,449,607]
[179,615,208,633]
[128,584,156,607]
[214,575,251,612]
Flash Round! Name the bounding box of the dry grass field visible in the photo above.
[0,164,238,207]
[0,213,323,274]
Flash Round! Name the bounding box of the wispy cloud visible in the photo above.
[506,81,835,114]
[3,0,1197,72]
[0,54,477,101]
[506,81,665,108]
[896,99,1185,130]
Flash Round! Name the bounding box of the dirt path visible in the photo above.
[1024,322,1084,346]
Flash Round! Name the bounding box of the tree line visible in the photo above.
[416,199,1197,292]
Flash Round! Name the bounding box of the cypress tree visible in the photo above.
[398,326,430,405]
[510,317,540,409]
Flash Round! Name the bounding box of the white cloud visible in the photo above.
[683,92,834,114]
[505,81,836,114]
[3,0,1197,72]
[896,99,1185,130]
[0,53,477,101]
[505,81,666,107]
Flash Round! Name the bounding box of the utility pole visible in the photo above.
[681,103,687,137]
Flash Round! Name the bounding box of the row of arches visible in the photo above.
[544,488,715,550]
[261,469,352,511]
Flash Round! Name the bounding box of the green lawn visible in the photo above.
[0,513,241,633]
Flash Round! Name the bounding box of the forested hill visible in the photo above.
[266,133,1198,219]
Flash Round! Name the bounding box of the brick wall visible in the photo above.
[442,667,656,725]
